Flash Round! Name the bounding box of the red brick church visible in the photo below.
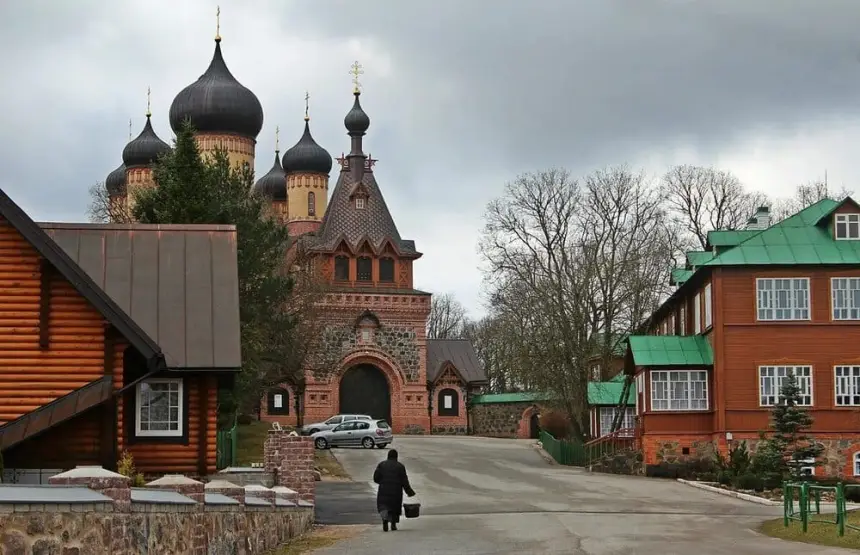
[257,72,487,434]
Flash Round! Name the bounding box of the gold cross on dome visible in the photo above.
[349,61,364,93]
[215,6,221,40]
[275,125,280,152]
[304,90,310,121]
[128,118,133,141]
[145,86,151,117]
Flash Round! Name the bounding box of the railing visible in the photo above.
[584,428,636,467]
[216,417,238,470]
[784,481,860,537]
[539,430,588,466]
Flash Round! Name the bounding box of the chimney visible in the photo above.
[754,206,771,229]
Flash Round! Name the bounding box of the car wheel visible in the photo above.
[315,437,329,450]
[362,437,375,449]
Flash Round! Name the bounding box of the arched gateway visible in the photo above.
[339,364,392,424]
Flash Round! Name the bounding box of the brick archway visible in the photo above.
[518,405,541,439]
[332,351,404,425]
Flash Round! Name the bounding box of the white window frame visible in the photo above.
[355,197,366,209]
[831,277,860,320]
[756,278,811,321]
[135,378,183,437]
[835,214,860,240]
[704,283,713,329]
[758,366,813,407]
[650,370,709,411]
[835,365,860,406]
[443,394,453,410]
[273,393,284,409]
[694,293,702,334]
[679,305,686,336]
[854,453,860,477]
[598,406,635,436]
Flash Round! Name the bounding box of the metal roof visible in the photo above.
[670,268,693,285]
[685,251,714,268]
[426,339,487,384]
[587,380,636,406]
[627,335,714,366]
[470,392,550,405]
[39,222,242,370]
[706,229,760,248]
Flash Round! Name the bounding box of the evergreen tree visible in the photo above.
[133,119,298,418]
[770,371,823,479]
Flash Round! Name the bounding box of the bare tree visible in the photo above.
[773,178,852,222]
[87,182,134,223]
[480,167,677,439]
[663,165,768,249]
[427,292,468,339]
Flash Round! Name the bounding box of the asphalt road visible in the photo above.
[313,436,852,554]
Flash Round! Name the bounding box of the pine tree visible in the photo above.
[133,119,298,416]
[770,371,823,479]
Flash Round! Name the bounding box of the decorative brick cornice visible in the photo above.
[316,291,430,317]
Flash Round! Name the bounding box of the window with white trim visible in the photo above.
[355,197,366,209]
[835,214,860,240]
[598,407,635,437]
[650,370,708,411]
[704,283,712,329]
[835,366,860,406]
[832,278,860,320]
[756,278,810,321]
[679,305,686,335]
[758,366,812,406]
[854,453,860,476]
[694,293,702,334]
[136,379,183,437]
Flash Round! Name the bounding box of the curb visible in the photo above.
[677,478,781,506]
[532,443,557,465]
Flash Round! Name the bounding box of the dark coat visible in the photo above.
[373,459,415,516]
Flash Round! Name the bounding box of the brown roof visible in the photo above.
[309,170,420,256]
[426,339,487,384]
[39,223,241,371]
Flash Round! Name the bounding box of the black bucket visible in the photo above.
[403,503,421,519]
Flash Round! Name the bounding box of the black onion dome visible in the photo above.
[105,163,126,196]
[282,121,333,175]
[122,116,171,168]
[344,92,370,134]
[253,152,286,201]
[169,40,264,139]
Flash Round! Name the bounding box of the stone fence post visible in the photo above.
[147,474,205,504]
[48,466,131,512]
[204,480,246,504]
[264,431,316,502]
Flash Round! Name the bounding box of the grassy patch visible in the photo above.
[234,422,351,480]
[760,510,860,549]
[268,525,367,554]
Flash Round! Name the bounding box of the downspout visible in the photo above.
[426,380,433,434]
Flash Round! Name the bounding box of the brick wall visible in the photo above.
[471,402,541,439]
[263,431,316,502]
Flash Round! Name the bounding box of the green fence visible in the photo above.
[784,481,860,537]
[216,418,238,470]
[539,430,588,466]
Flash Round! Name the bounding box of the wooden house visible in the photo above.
[0,188,240,479]
[625,200,860,477]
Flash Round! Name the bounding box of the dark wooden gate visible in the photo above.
[529,412,540,439]
[339,364,391,424]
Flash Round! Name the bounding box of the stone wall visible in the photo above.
[317,322,421,381]
[471,402,538,438]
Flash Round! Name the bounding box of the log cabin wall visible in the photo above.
[0,216,107,424]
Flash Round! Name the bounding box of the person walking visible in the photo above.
[372,449,416,531]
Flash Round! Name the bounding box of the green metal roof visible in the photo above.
[590,332,628,357]
[588,380,635,406]
[703,198,860,267]
[706,229,761,248]
[470,392,550,405]
[685,250,715,267]
[670,268,693,285]
[628,335,714,366]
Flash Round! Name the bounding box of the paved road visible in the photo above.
[313,436,851,554]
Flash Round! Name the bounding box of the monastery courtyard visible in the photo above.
[314,436,848,554]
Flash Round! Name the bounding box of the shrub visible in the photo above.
[717,470,733,486]
[727,442,751,476]
[117,450,146,487]
[731,473,764,492]
[538,410,571,440]
[237,413,255,426]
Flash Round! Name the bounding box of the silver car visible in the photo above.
[312,419,393,450]
[301,414,372,435]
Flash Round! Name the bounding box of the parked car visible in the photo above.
[301,414,372,435]
[312,419,393,450]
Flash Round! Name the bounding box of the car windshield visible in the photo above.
[376,420,390,429]
[326,417,341,424]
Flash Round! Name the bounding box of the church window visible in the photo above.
[267,388,290,416]
[438,388,459,417]
[379,258,395,282]
[334,256,349,281]
[357,257,372,281]
[355,198,366,209]
[308,192,316,217]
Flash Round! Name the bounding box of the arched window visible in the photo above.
[334,256,349,281]
[854,452,860,476]
[357,257,372,281]
[438,388,460,417]
[308,191,316,217]
[267,388,290,416]
[379,257,395,282]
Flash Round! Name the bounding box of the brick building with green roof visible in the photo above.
[624,198,860,478]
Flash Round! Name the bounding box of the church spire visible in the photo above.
[344,61,370,184]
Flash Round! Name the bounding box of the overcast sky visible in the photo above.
[2,0,860,319]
